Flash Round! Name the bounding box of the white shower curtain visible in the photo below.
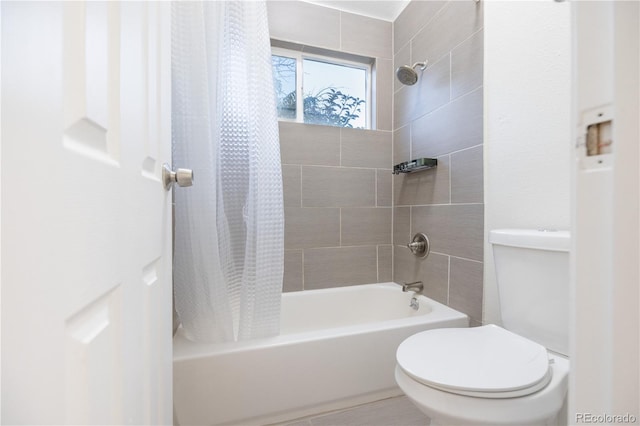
[172,1,284,343]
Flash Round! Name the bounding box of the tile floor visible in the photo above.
[279,396,430,426]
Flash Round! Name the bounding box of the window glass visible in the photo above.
[271,48,371,129]
[302,59,367,128]
[271,55,297,120]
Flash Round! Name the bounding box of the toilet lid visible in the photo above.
[396,325,552,398]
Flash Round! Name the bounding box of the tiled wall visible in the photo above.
[268,1,485,318]
[267,1,393,131]
[392,0,484,325]
[267,2,394,291]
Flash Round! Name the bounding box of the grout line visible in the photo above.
[305,243,393,250]
[450,26,484,56]
[450,83,483,104]
[395,202,484,208]
[375,169,378,206]
[301,249,305,291]
[288,164,392,171]
[403,0,449,57]
[391,244,395,282]
[448,153,452,204]
[390,120,395,281]
[409,85,482,125]
[449,255,484,264]
[299,165,303,208]
[339,208,342,246]
[446,255,451,305]
[409,205,413,240]
[449,52,452,102]
[339,128,343,166]
[376,245,380,282]
[446,143,484,157]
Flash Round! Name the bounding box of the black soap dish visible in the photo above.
[393,158,438,175]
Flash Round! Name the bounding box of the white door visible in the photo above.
[571,0,639,418]
[1,2,173,424]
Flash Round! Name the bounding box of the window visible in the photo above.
[271,47,371,129]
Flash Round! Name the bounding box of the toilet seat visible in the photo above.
[396,325,553,398]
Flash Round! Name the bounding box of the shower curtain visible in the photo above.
[172,1,284,343]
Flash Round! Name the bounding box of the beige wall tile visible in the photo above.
[449,257,483,323]
[393,247,448,304]
[301,166,375,207]
[394,43,411,93]
[411,87,483,158]
[393,85,412,130]
[451,29,484,100]
[376,169,392,206]
[341,128,392,169]
[413,54,451,117]
[304,246,378,289]
[412,204,484,261]
[451,145,483,204]
[411,0,483,64]
[267,1,340,50]
[391,0,483,320]
[394,0,446,55]
[284,207,340,249]
[393,54,450,129]
[393,206,411,246]
[279,122,340,166]
[282,165,301,207]
[393,125,411,165]
[375,58,393,131]
[378,245,393,282]
[341,12,392,59]
[341,207,392,246]
[283,250,303,292]
[394,156,450,206]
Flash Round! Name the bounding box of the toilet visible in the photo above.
[395,229,570,426]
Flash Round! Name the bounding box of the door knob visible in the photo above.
[162,163,193,190]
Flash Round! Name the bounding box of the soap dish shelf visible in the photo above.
[393,158,437,175]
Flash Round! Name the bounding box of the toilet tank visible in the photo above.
[490,229,570,356]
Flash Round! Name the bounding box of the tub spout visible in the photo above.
[409,296,420,311]
[402,281,424,294]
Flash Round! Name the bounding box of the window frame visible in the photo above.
[271,46,373,129]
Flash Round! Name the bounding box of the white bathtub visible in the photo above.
[173,282,469,425]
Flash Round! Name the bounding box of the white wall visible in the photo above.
[0,3,2,420]
[483,0,571,324]
[0,4,3,420]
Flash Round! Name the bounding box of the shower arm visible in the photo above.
[412,61,428,71]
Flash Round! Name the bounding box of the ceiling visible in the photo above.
[301,0,410,21]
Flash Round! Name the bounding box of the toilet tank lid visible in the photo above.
[490,229,570,252]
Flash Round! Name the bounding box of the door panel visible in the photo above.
[1,2,172,424]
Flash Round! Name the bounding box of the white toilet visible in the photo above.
[395,229,570,426]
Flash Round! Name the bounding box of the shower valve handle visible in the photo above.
[162,163,194,190]
[407,233,430,258]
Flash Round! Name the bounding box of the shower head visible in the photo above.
[396,61,428,86]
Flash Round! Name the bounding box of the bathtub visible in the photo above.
[173,282,469,425]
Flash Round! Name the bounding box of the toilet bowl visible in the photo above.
[395,229,571,425]
[395,325,569,426]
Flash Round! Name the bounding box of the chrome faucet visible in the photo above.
[402,281,424,311]
[402,281,424,294]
